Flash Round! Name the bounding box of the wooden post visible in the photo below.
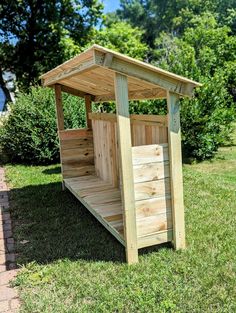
[167,91,186,249]
[55,84,64,131]
[85,94,92,129]
[114,72,138,264]
[54,84,65,190]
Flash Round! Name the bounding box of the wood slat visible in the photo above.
[137,230,173,249]
[133,161,170,183]
[134,178,171,201]
[60,138,93,150]
[137,212,172,237]
[63,166,95,178]
[64,175,125,246]
[135,197,171,218]
[132,144,169,165]
[59,129,93,140]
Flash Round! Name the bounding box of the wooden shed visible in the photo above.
[41,45,201,264]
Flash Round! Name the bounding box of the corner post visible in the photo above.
[54,84,65,190]
[114,72,138,264]
[84,94,92,129]
[167,91,186,249]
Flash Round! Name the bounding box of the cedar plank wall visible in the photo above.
[90,113,173,244]
[59,129,95,178]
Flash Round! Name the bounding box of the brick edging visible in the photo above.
[0,167,20,312]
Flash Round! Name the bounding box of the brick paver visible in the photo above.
[0,167,20,312]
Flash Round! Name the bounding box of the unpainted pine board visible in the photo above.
[89,112,117,122]
[78,185,117,198]
[134,178,171,201]
[64,177,125,245]
[85,95,92,129]
[136,212,172,237]
[150,125,159,144]
[110,121,119,187]
[145,125,153,145]
[167,91,186,249]
[60,138,94,150]
[133,161,170,183]
[114,72,138,264]
[95,202,122,217]
[54,84,64,131]
[62,159,95,169]
[64,175,102,188]
[85,189,121,206]
[135,196,171,218]
[137,229,173,249]
[61,146,94,158]
[59,129,93,140]
[132,144,169,165]
[63,166,95,178]
[105,214,123,223]
[131,114,167,125]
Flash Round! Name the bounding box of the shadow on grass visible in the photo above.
[42,167,61,175]
[9,182,168,265]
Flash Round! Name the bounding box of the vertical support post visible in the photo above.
[54,84,65,190]
[85,94,92,129]
[55,84,64,131]
[114,72,138,264]
[167,91,186,249]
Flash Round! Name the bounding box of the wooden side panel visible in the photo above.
[92,119,119,187]
[130,114,168,146]
[59,128,95,179]
[132,144,173,246]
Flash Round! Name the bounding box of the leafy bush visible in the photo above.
[0,86,86,164]
[181,72,235,160]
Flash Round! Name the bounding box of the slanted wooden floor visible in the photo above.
[64,175,125,245]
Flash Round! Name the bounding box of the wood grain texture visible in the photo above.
[59,128,95,179]
[132,144,169,165]
[135,197,171,218]
[133,161,170,183]
[54,84,64,131]
[134,178,171,201]
[137,212,172,237]
[137,230,173,249]
[64,175,125,246]
[85,94,92,129]
[167,91,186,250]
[92,119,119,187]
[114,72,138,264]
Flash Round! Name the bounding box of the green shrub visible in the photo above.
[0,86,86,164]
[181,72,235,160]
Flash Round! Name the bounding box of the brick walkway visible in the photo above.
[0,167,20,312]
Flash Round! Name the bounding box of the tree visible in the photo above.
[90,21,148,59]
[116,0,236,51]
[0,0,103,91]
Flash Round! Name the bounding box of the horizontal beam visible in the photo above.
[60,84,95,100]
[94,50,196,97]
[42,57,97,86]
[94,88,166,102]
[88,112,167,126]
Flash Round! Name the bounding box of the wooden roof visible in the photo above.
[41,44,201,102]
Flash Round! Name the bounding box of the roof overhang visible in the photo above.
[41,44,202,102]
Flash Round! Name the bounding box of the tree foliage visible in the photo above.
[0,0,103,90]
[90,21,148,59]
[0,87,86,164]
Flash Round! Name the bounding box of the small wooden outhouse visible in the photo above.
[41,45,201,264]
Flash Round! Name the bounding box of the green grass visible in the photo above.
[5,140,236,312]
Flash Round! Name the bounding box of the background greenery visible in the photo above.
[0,0,236,161]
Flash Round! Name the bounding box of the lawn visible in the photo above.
[5,140,236,312]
